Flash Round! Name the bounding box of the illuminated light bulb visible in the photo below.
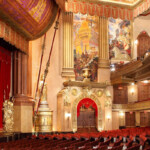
[111,67,115,72]
[143,80,149,84]
[119,112,124,117]
[131,82,135,85]
[134,40,138,45]
[131,88,135,95]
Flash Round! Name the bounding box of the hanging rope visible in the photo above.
[34,34,46,102]
[35,9,61,115]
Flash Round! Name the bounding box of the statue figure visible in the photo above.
[39,74,47,101]
[3,98,14,132]
[35,74,53,132]
[112,46,131,61]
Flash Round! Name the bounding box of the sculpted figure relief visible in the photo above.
[3,98,14,132]
[39,74,47,101]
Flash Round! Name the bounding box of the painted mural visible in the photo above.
[73,14,99,81]
[109,18,131,61]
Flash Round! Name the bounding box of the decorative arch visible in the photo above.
[77,98,98,117]
[72,93,102,132]
[137,31,150,58]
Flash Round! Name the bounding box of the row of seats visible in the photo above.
[34,127,150,140]
[0,134,149,150]
[0,127,150,150]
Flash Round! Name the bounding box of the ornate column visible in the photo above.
[98,17,112,130]
[62,12,75,79]
[98,17,110,82]
[13,50,33,132]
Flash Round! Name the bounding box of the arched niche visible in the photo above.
[137,31,150,58]
[72,94,102,132]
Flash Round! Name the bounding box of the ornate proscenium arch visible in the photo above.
[72,94,102,132]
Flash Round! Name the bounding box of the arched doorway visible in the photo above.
[137,31,150,58]
[77,98,98,132]
[72,94,102,132]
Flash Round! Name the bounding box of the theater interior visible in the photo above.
[0,0,150,149]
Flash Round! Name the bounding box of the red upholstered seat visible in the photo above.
[98,145,108,150]
[127,144,140,150]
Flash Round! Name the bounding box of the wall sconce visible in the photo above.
[119,112,124,117]
[65,112,71,119]
[110,64,116,72]
[134,40,138,45]
[142,80,149,84]
[131,82,135,86]
[65,112,71,129]
[73,129,76,133]
[107,115,111,121]
[130,88,135,95]
[98,127,103,132]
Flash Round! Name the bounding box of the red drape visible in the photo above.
[0,46,11,130]
[77,98,98,117]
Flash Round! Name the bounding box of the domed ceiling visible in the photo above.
[0,0,58,40]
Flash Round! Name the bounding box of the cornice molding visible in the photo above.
[74,0,143,9]
[63,80,110,88]
[112,100,150,111]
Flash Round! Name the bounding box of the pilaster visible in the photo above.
[13,50,33,133]
[98,17,110,82]
[62,12,75,79]
[98,17,110,69]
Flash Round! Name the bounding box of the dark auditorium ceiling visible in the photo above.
[0,0,58,40]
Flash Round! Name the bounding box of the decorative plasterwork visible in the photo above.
[112,100,150,111]
[92,0,142,6]
[0,20,29,53]
[65,0,150,20]
[63,80,110,88]
[72,93,102,132]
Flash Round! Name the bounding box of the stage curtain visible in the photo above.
[77,98,98,117]
[0,47,11,129]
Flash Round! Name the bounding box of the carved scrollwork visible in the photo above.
[3,99,14,132]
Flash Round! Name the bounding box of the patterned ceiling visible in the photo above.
[0,0,58,40]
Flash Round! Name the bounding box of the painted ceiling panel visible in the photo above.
[0,0,58,40]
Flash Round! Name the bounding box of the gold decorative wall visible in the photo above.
[57,81,113,132]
